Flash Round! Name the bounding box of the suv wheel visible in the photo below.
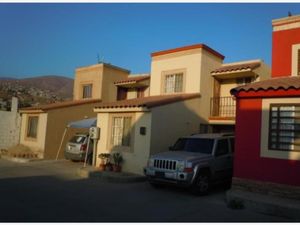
[190,172,210,195]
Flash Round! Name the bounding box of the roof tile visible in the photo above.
[114,75,150,85]
[211,61,261,74]
[20,98,102,112]
[94,93,200,109]
[231,76,300,95]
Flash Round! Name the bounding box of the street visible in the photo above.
[0,159,289,222]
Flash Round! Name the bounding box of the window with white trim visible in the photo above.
[269,104,300,151]
[164,73,183,93]
[111,116,132,147]
[82,84,92,99]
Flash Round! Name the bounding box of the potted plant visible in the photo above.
[98,153,111,171]
[112,152,124,172]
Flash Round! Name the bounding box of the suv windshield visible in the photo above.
[172,138,214,154]
[69,135,87,144]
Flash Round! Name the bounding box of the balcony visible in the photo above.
[210,96,236,119]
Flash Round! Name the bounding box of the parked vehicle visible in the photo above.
[64,133,93,164]
[144,133,235,195]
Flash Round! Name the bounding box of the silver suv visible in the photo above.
[144,133,234,195]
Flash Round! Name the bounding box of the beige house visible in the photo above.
[19,99,101,159]
[73,63,130,102]
[19,63,131,159]
[93,44,271,175]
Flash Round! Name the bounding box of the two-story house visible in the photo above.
[229,14,300,211]
[94,44,270,174]
[18,63,130,159]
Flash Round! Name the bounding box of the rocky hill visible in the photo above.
[0,75,73,110]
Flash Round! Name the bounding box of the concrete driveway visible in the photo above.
[0,158,290,222]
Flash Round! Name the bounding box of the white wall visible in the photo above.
[0,98,21,150]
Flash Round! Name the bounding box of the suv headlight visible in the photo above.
[177,161,185,171]
[147,158,154,167]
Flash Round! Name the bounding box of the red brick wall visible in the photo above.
[272,27,300,77]
[234,97,300,186]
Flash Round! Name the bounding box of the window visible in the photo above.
[236,77,253,85]
[27,116,38,138]
[82,84,92,99]
[111,117,132,147]
[164,73,183,93]
[215,139,229,156]
[269,104,300,151]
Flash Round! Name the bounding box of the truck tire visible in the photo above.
[190,172,210,195]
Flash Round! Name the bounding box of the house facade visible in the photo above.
[18,63,130,159]
[230,14,300,198]
[94,44,270,175]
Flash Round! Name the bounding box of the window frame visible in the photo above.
[268,103,300,152]
[291,44,300,76]
[161,69,186,95]
[108,113,135,152]
[82,83,93,99]
[26,115,39,140]
[260,98,300,161]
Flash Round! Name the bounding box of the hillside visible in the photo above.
[0,75,74,110]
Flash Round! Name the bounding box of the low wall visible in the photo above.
[0,98,21,150]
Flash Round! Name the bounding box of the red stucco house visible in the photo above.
[229,14,300,202]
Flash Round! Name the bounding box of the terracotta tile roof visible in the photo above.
[114,75,150,85]
[151,44,225,60]
[211,61,261,74]
[230,76,300,95]
[94,93,201,109]
[20,98,102,112]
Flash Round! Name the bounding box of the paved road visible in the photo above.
[0,158,290,222]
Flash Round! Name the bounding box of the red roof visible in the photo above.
[114,75,150,85]
[94,93,200,109]
[211,61,261,74]
[151,44,225,60]
[20,98,102,112]
[231,76,300,95]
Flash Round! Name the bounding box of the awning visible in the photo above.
[67,117,97,128]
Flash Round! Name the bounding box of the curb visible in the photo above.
[226,189,300,220]
[0,155,66,164]
[77,167,147,183]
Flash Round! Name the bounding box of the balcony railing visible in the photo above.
[210,96,236,118]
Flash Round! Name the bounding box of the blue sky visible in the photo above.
[0,3,300,79]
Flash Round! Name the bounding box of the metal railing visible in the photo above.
[210,96,236,118]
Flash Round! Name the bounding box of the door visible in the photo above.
[117,87,127,101]
[212,139,233,180]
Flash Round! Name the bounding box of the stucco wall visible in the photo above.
[20,113,48,157]
[95,110,152,175]
[127,89,137,99]
[74,64,103,100]
[220,79,237,97]
[272,27,300,77]
[0,98,21,150]
[234,95,300,187]
[101,66,129,103]
[150,49,202,95]
[44,103,98,159]
[150,98,203,155]
[199,50,223,121]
